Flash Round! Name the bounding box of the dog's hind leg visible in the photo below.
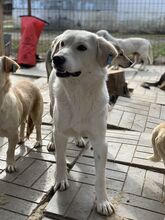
[18,121,26,144]
[30,97,43,148]
[131,53,139,68]
[53,130,69,192]
[148,131,161,162]
[74,137,86,148]
[91,137,114,216]
[6,132,19,173]
[30,111,42,148]
[34,123,42,148]
[138,54,149,71]
[155,137,165,165]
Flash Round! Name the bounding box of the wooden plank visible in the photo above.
[160,106,165,120]
[142,171,164,201]
[118,96,151,107]
[115,104,148,115]
[0,157,35,182]
[0,195,37,216]
[32,164,56,192]
[138,133,152,146]
[116,99,149,111]
[107,109,123,127]
[0,180,46,203]
[115,144,136,163]
[123,167,146,195]
[65,184,95,220]
[116,203,164,220]
[149,103,161,118]
[0,209,26,220]
[119,112,135,129]
[44,181,81,217]
[13,160,51,187]
[132,114,147,132]
[107,142,121,159]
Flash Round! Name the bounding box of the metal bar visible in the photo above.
[27,0,31,16]
[0,0,4,55]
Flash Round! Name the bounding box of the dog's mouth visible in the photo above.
[56,69,81,78]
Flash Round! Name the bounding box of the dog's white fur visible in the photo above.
[0,56,43,172]
[48,30,132,216]
[97,30,153,70]
[148,123,165,165]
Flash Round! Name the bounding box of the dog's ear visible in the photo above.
[2,56,20,73]
[113,44,124,55]
[51,34,63,58]
[97,37,118,67]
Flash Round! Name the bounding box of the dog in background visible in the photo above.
[148,122,165,165]
[141,72,165,90]
[48,29,132,216]
[0,56,43,173]
[97,29,153,70]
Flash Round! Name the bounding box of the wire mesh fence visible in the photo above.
[2,0,165,61]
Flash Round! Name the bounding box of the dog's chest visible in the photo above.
[0,95,20,135]
[55,79,108,135]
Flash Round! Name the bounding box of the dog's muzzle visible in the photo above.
[53,55,81,78]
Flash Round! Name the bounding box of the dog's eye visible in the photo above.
[61,41,65,47]
[77,45,87,51]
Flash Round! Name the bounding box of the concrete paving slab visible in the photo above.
[44,160,165,220]
[108,96,164,132]
[82,130,165,171]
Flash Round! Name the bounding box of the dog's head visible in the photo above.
[112,44,132,68]
[51,30,131,78]
[0,56,20,91]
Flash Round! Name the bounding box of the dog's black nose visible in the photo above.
[53,56,65,67]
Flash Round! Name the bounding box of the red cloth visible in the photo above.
[17,16,47,67]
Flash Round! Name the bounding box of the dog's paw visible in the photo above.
[47,142,55,151]
[18,139,25,145]
[34,141,42,148]
[96,200,115,216]
[75,137,86,148]
[54,179,69,192]
[148,154,161,162]
[6,164,16,173]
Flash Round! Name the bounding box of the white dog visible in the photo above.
[97,30,153,70]
[48,30,132,216]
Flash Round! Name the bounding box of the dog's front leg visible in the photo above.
[6,133,18,173]
[53,130,69,191]
[91,137,114,216]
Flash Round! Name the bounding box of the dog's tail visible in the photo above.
[26,115,34,139]
[148,43,153,64]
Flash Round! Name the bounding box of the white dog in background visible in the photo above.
[97,29,153,70]
[48,30,131,216]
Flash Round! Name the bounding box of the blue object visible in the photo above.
[107,55,113,65]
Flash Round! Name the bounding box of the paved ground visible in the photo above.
[0,64,164,220]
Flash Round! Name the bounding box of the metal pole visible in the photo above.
[0,0,4,55]
[27,0,31,16]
